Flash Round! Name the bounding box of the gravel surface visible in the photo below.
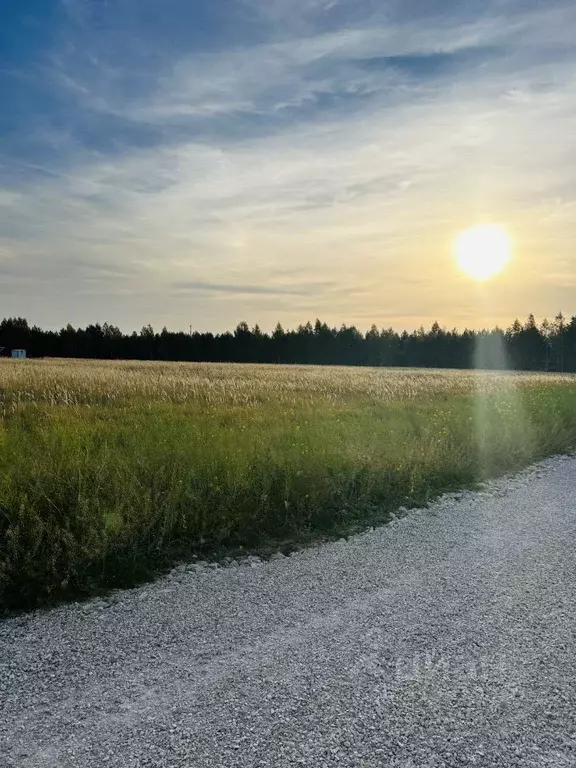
[2,455,576,767]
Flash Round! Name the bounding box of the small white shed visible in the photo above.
[11,349,27,359]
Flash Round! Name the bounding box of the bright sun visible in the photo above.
[454,224,512,281]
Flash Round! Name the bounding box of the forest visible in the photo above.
[1,313,574,371]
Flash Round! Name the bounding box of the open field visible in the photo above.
[1,359,576,611]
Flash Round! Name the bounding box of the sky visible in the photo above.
[1,0,575,333]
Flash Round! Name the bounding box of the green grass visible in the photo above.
[1,361,576,612]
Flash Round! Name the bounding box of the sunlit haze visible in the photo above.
[1,1,575,332]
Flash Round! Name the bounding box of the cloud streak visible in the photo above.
[1,0,575,331]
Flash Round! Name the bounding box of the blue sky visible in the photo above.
[1,0,575,332]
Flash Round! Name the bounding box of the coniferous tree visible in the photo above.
[1,314,574,371]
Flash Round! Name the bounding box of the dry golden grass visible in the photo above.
[1,358,573,410]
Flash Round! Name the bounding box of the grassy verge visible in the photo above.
[1,363,576,612]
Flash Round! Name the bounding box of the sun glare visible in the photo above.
[454,224,511,281]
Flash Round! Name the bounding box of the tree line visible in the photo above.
[1,313,575,371]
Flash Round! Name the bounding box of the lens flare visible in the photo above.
[455,224,511,281]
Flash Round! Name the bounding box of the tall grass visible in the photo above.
[1,360,575,611]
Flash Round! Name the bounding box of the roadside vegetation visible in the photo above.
[1,359,576,611]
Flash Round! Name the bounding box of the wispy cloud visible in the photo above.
[172,280,336,297]
[1,0,575,330]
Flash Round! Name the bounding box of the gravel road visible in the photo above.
[2,455,576,768]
